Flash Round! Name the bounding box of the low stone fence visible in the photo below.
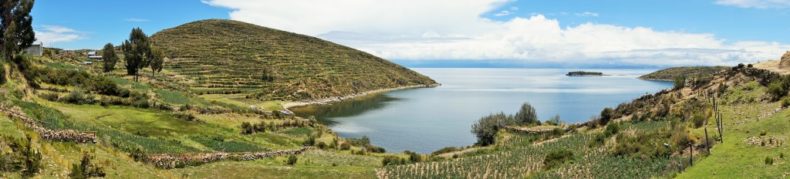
[145,147,312,169]
[0,104,96,143]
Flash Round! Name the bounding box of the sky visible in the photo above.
[32,0,790,67]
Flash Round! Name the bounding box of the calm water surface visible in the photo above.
[293,68,672,153]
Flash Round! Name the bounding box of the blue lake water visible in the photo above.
[293,68,672,153]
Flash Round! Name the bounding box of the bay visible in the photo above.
[293,68,673,153]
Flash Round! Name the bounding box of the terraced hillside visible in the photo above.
[150,19,436,101]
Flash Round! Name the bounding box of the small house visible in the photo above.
[87,51,103,60]
[23,43,43,56]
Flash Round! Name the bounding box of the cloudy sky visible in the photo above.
[34,0,790,67]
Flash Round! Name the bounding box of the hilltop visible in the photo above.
[150,19,436,102]
[639,66,728,81]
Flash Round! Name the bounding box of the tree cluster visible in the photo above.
[1,0,35,61]
[471,102,542,146]
[120,28,164,81]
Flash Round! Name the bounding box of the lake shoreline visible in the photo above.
[283,83,441,110]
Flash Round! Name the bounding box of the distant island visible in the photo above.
[639,66,728,81]
[566,71,603,76]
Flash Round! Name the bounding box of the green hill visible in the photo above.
[640,66,728,81]
[150,19,436,101]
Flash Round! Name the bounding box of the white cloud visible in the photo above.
[34,25,83,46]
[204,0,790,66]
[575,12,599,17]
[494,10,512,17]
[715,0,790,8]
[125,18,150,22]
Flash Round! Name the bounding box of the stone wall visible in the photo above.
[0,104,96,143]
[145,147,312,169]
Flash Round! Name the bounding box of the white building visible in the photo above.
[24,43,43,56]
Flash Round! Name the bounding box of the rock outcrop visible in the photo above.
[780,51,790,69]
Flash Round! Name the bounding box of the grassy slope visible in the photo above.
[150,19,436,102]
[0,57,383,178]
[640,66,729,81]
[678,82,790,178]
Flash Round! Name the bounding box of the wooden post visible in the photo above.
[689,142,694,166]
[704,126,710,153]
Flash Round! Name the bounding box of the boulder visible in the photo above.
[781,51,790,69]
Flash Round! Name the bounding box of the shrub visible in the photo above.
[674,76,686,89]
[339,142,351,150]
[599,108,615,126]
[85,77,129,97]
[782,98,790,108]
[0,137,41,176]
[545,115,562,126]
[69,153,106,179]
[174,112,197,122]
[471,113,513,146]
[765,157,774,165]
[691,114,706,128]
[367,146,386,153]
[382,156,406,166]
[38,92,59,101]
[286,155,298,165]
[514,103,539,125]
[767,76,790,100]
[317,142,327,149]
[404,150,422,163]
[603,123,620,138]
[241,122,254,135]
[303,136,315,146]
[61,89,95,105]
[543,149,574,169]
[348,136,371,146]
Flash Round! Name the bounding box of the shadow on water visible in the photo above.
[290,94,401,125]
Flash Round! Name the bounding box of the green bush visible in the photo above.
[603,123,620,138]
[545,115,562,126]
[404,150,422,163]
[674,76,686,89]
[60,89,95,105]
[286,155,298,165]
[69,153,106,179]
[174,112,198,122]
[782,98,790,108]
[599,108,615,126]
[471,113,514,146]
[767,76,790,100]
[543,149,574,169]
[0,137,41,177]
[514,103,539,125]
[382,156,406,166]
[87,77,129,97]
[339,142,351,150]
[367,146,386,153]
[765,157,774,165]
